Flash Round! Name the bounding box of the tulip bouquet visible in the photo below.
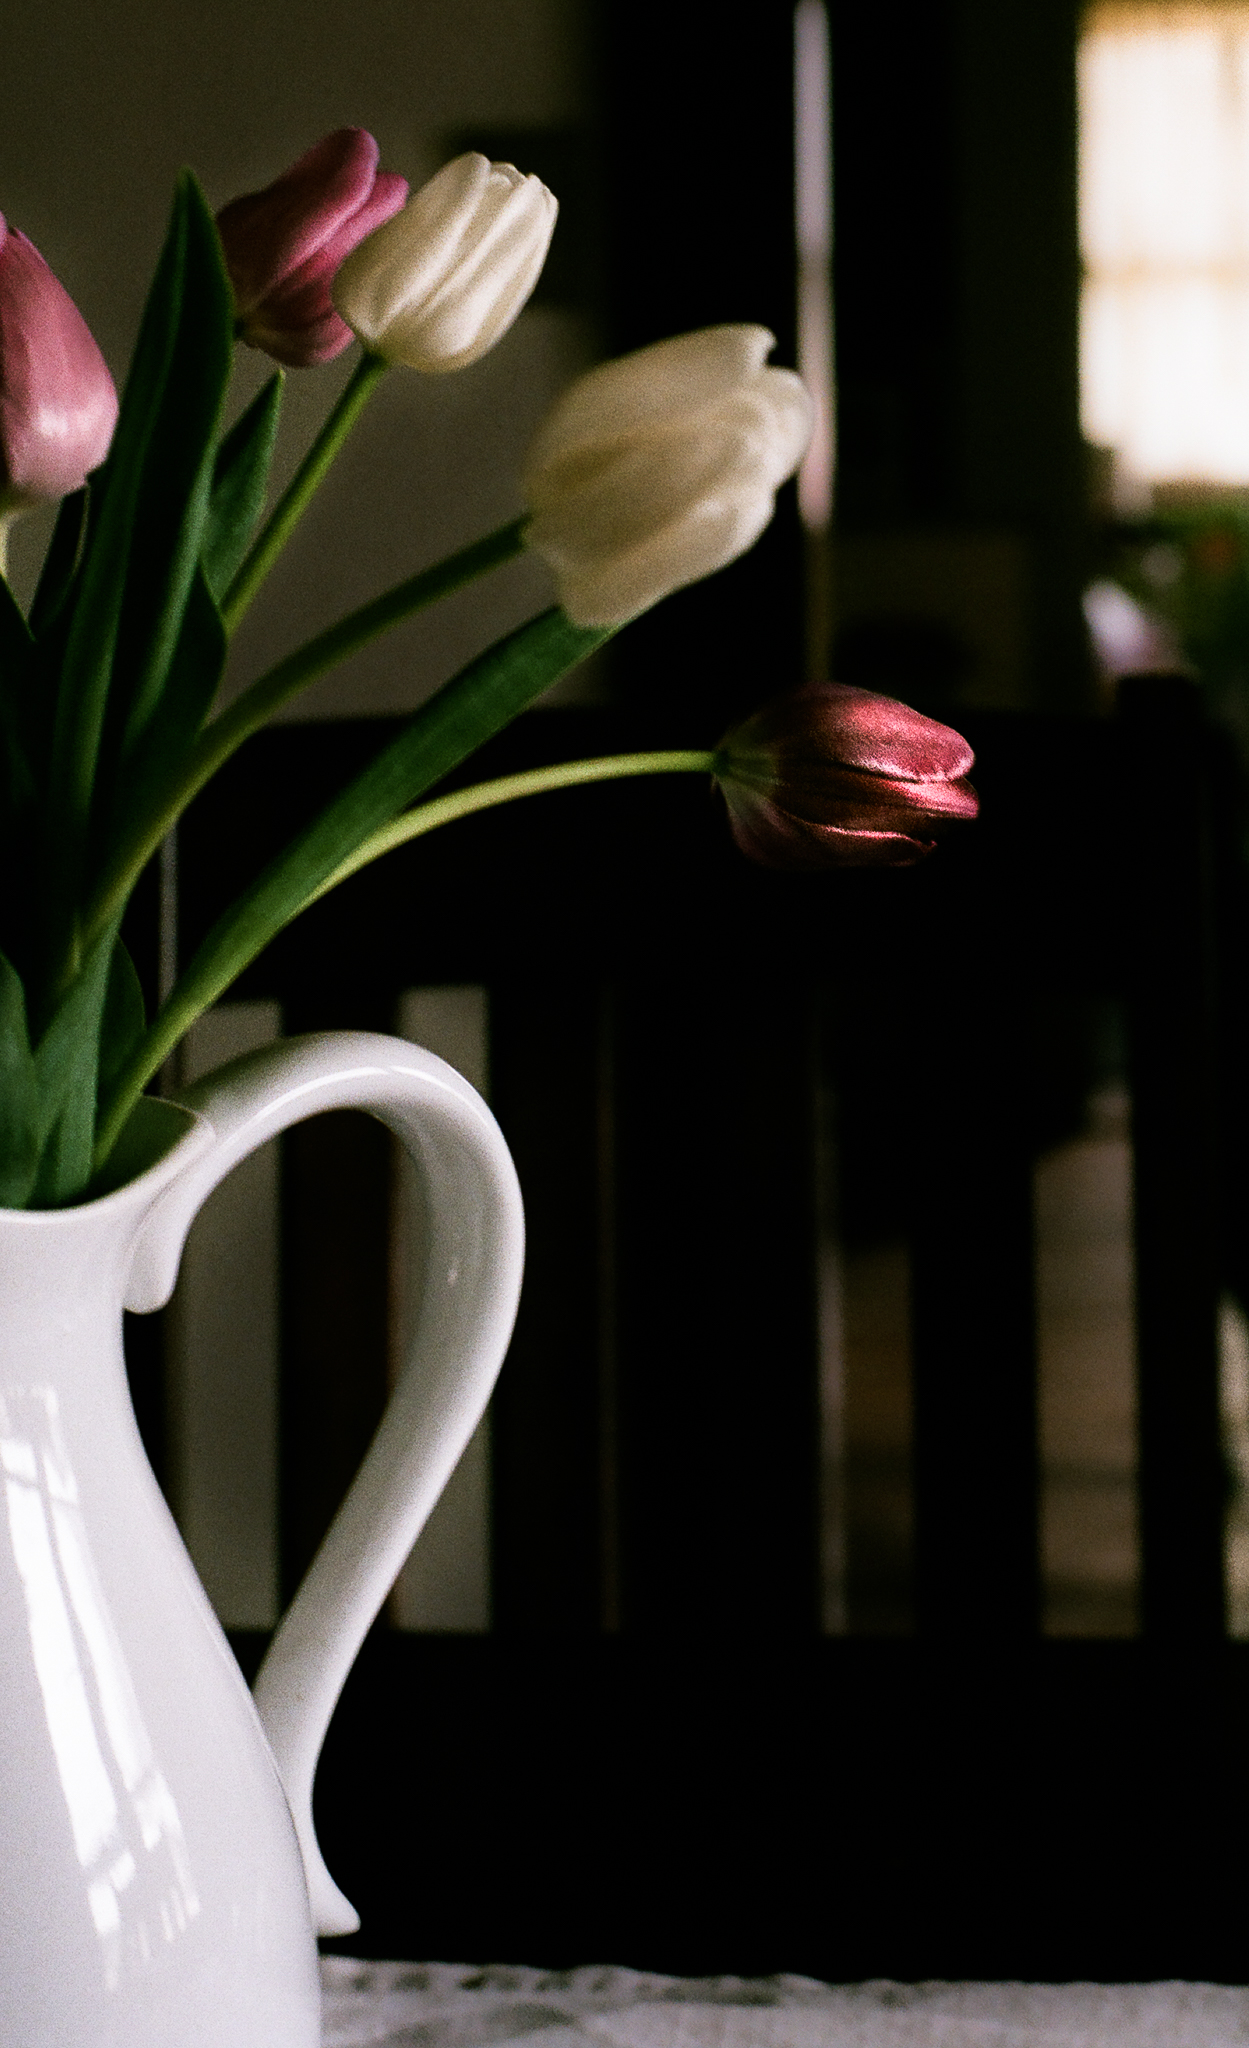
[0,128,977,1210]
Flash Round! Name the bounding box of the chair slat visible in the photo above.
[1120,677,1225,1637]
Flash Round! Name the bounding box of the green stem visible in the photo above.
[99,744,713,1163]
[307,749,719,900]
[220,350,387,632]
[79,517,528,955]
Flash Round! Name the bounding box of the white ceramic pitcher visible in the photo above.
[0,1031,524,2048]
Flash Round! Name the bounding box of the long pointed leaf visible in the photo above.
[110,173,234,760]
[203,373,283,600]
[0,571,33,677]
[0,576,36,846]
[136,610,608,1074]
[95,609,609,1158]
[41,173,233,1006]
[0,951,38,1207]
[98,939,146,1097]
[42,182,192,945]
[104,563,227,845]
[31,923,118,1204]
[0,574,35,775]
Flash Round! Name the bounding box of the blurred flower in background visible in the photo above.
[1082,576,1188,690]
[1087,514,1249,757]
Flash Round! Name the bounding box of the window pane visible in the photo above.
[1081,2,1249,484]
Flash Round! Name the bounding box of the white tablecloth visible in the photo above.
[319,1962,1249,2048]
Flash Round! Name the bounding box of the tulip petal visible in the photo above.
[734,683,976,785]
[523,329,814,625]
[218,129,384,314]
[528,384,811,554]
[524,326,779,474]
[333,153,558,372]
[542,489,777,626]
[306,169,410,279]
[236,284,357,369]
[0,218,117,508]
[391,176,558,371]
[722,789,938,870]
[334,153,492,343]
[254,167,413,365]
[217,131,409,368]
[715,683,978,872]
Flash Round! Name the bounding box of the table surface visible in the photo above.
[319,1961,1249,2048]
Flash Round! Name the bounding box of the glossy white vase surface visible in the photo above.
[0,1033,525,2048]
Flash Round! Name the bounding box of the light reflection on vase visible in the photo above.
[0,1034,522,2046]
[0,1385,199,1993]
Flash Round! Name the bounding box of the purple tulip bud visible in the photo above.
[216,129,409,367]
[0,216,118,514]
[716,683,979,870]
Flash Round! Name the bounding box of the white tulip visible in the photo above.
[332,151,557,372]
[522,325,813,627]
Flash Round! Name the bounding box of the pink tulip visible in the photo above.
[216,129,409,367]
[0,216,118,513]
[716,683,979,869]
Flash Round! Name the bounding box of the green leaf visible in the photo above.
[203,373,283,600]
[29,487,87,641]
[31,924,118,1206]
[102,563,227,845]
[0,951,39,1208]
[109,172,235,761]
[208,607,604,953]
[0,572,35,773]
[0,570,33,679]
[140,609,608,1055]
[95,608,610,1157]
[21,493,89,806]
[43,172,233,953]
[98,939,146,1097]
[47,181,192,872]
[0,575,36,837]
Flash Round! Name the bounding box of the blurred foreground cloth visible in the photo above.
[319,1962,1249,2048]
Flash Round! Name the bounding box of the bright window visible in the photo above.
[1081,1,1249,486]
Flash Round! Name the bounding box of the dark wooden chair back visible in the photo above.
[131,677,1247,1980]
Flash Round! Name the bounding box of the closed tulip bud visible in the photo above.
[332,151,557,372]
[216,129,409,367]
[716,683,979,870]
[0,216,117,517]
[522,325,813,627]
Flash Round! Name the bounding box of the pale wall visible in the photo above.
[0,0,594,715]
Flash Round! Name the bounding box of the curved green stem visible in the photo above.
[92,734,713,1168]
[92,607,612,1162]
[307,749,719,900]
[220,349,387,632]
[79,517,529,955]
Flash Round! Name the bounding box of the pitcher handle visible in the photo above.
[123,1030,525,1936]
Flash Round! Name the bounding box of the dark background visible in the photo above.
[21,0,1239,1986]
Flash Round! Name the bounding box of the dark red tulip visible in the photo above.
[715,682,979,869]
[216,129,408,367]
